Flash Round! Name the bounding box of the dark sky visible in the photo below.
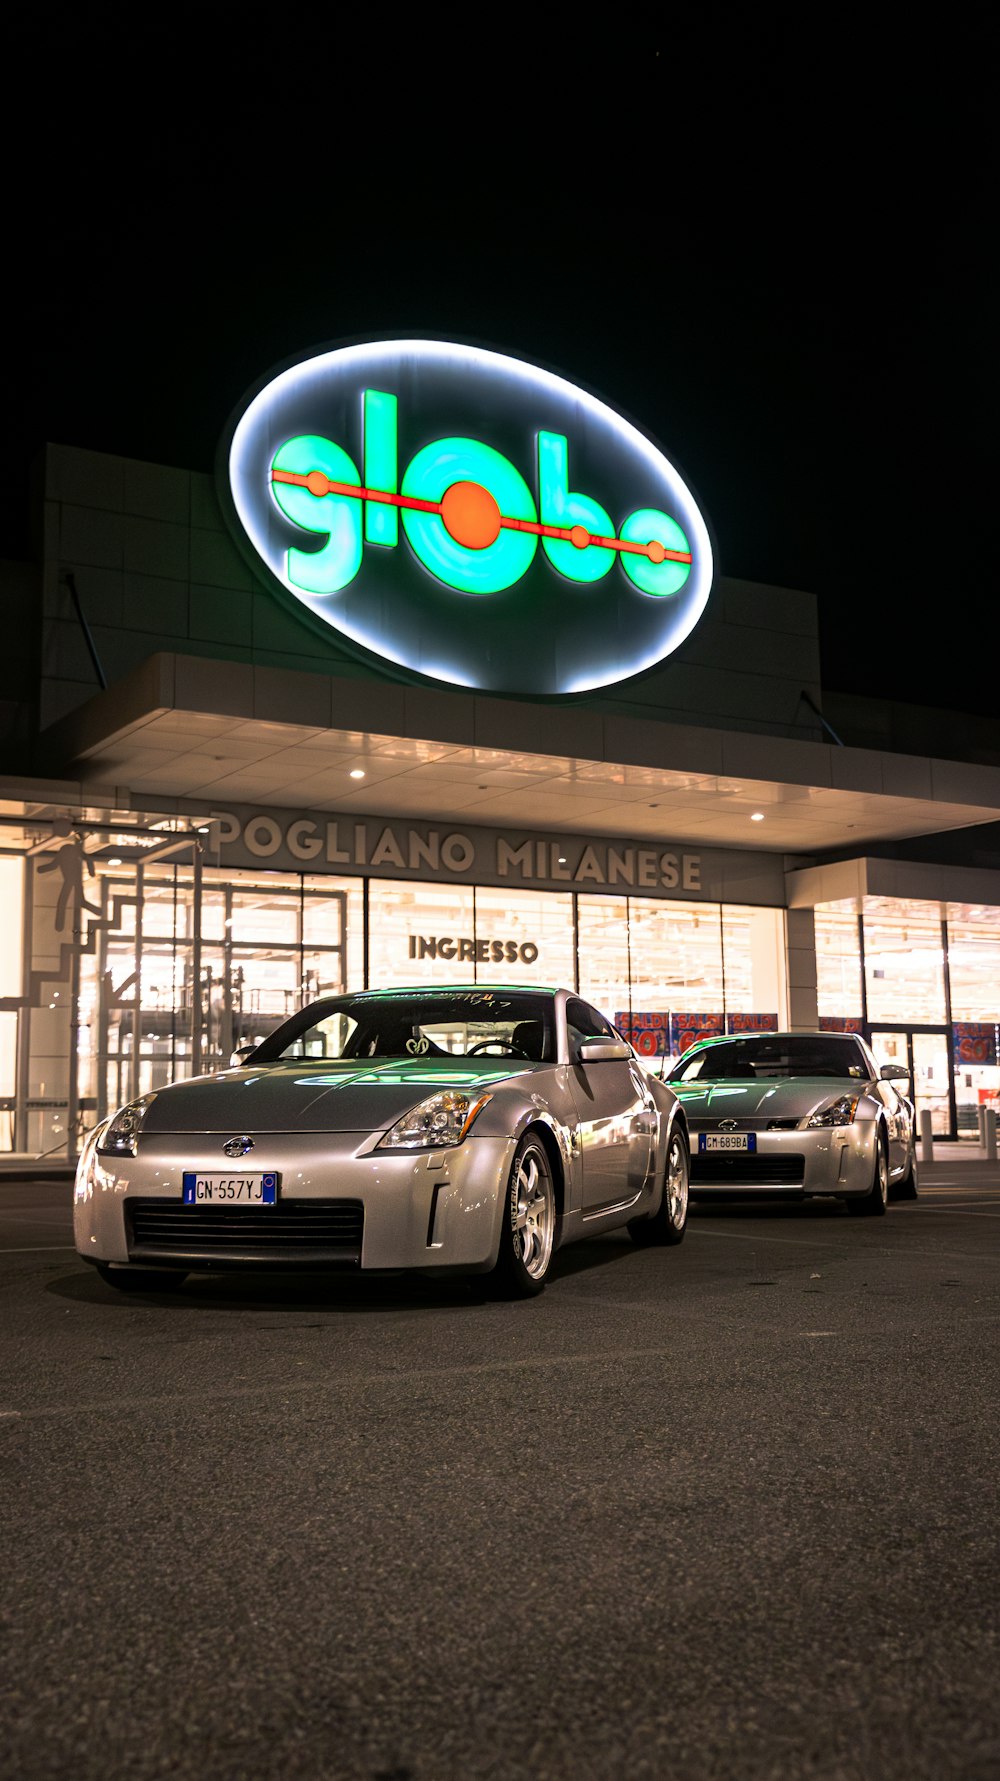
[9,10,995,717]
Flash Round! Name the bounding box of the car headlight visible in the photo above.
[376,1090,493,1151]
[806,1094,861,1128]
[97,1092,157,1157]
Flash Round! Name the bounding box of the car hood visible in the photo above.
[673,1076,873,1123]
[138,1059,536,1135]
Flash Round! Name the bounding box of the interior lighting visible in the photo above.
[350,769,366,780]
[750,812,765,822]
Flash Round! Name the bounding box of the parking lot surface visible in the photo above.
[2,1164,999,1780]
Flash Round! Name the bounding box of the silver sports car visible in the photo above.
[663,1030,917,1212]
[75,985,690,1297]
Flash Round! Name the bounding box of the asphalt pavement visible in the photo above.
[1,1160,998,1780]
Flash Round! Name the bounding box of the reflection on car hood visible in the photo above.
[674,1075,873,1123]
[139,1058,536,1134]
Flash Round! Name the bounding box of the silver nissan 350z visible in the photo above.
[662,1030,918,1213]
[74,985,691,1298]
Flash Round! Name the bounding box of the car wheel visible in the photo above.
[95,1264,188,1292]
[490,1132,556,1298]
[628,1127,690,1246]
[847,1130,889,1217]
[890,1146,919,1202]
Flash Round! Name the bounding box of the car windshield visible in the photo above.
[669,1037,869,1083]
[252,990,555,1063]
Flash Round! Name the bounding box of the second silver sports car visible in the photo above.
[74,985,690,1297]
[663,1030,917,1213]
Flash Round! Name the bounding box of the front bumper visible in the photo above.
[687,1121,878,1197]
[74,1128,516,1272]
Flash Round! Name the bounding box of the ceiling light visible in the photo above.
[349,769,366,780]
[750,812,765,822]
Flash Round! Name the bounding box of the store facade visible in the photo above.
[4,338,1000,1159]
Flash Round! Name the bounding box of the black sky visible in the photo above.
[8,9,995,717]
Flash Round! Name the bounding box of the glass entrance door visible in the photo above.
[869,1027,955,1138]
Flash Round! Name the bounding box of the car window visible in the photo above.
[280,1010,360,1060]
[670,1038,869,1082]
[566,998,617,1051]
[256,992,554,1062]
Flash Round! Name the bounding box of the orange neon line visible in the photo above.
[271,469,441,515]
[269,468,692,565]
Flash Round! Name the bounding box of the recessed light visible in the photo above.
[349,769,366,780]
[750,812,765,822]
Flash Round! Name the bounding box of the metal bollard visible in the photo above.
[978,1104,987,1146]
[919,1109,934,1163]
[985,1108,998,1162]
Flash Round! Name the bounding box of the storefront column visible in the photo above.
[785,908,819,1030]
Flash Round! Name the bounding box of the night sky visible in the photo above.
[9,11,994,718]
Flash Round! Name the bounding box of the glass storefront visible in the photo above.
[8,813,1000,1158]
[816,895,1000,1139]
[0,827,788,1160]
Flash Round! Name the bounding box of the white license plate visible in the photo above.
[182,1172,278,1204]
[699,1134,757,1152]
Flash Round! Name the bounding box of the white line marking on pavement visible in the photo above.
[916,1209,1000,1218]
[0,1244,78,1253]
[689,1227,992,1260]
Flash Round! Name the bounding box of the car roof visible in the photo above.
[685,1030,860,1046]
[343,985,560,1001]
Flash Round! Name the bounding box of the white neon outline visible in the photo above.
[228,340,714,693]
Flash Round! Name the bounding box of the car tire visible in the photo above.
[628,1127,690,1247]
[891,1147,919,1202]
[489,1132,556,1298]
[847,1130,889,1217]
[95,1264,188,1292]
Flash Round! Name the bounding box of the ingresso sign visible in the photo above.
[220,339,713,697]
[204,807,785,906]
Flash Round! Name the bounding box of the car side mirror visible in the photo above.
[577,1037,631,1063]
[879,1063,910,1082]
[229,1043,257,1067]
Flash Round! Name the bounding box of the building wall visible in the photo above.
[35,444,824,742]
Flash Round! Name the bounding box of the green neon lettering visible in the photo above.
[401,437,537,596]
[271,435,362,593]
[537,432,614,584]
[363,390,398,548]
[619,508,692,596]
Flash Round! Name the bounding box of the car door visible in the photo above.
[565,998,655,1212]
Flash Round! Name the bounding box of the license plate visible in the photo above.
[182,1172,278,1204]
[699,1133,756,1152]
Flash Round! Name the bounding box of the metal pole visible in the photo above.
[919,1108,934,1163]
[95,875,110,1124]
[14,858,33,1154]
[130,862,143,1105]
[67,906,81,1164]
[191,844,203,1076]
[985,1108,997,1163]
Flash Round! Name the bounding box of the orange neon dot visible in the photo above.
[439,481,502,550]
[647,539,666,563]
[569,524,590,550]
[306,470,330,497]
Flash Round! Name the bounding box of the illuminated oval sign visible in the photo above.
[221,339,714,696]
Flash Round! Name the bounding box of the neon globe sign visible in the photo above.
[221,339,714,696]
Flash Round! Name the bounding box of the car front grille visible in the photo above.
[126,1198,364,1266]
[691,1153,806,1186]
